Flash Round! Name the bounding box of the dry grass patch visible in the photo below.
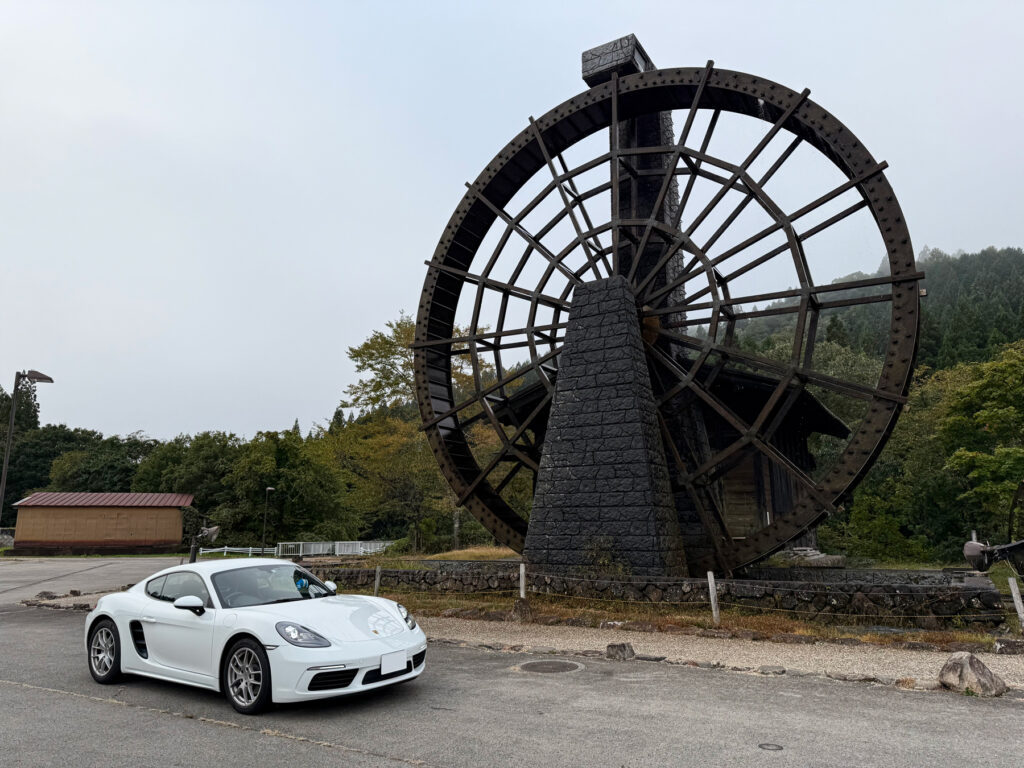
[423,546,519,561]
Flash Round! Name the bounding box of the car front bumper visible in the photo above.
[268,625,427,703]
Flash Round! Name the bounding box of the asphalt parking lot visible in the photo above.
[0,556,182,604]
[1,607,1021,768]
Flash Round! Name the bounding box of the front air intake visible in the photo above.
[308,669,358,691]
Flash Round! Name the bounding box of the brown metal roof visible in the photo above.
[14,492,195,508]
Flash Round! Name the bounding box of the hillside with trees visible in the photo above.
[3,246,1024,563]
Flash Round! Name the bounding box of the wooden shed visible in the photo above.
[12,492,193,555]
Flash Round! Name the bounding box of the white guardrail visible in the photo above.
[199,546,278,557]
[276,540,394,557]
[199,541,394,558]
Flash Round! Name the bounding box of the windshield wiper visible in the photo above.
[267,597,303,604]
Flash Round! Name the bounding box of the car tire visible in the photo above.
[222,637,272,714]
[87,618,123,684]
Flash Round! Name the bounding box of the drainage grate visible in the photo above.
[520,660,584,674]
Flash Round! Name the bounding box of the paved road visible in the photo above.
[0,556,189,605]
[0,608,1020,767]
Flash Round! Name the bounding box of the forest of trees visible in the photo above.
[3,246,1024,563]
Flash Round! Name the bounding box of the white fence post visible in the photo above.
[707,571,720,627]
[519,563,526,599]
[374,565,382,597]
[1009,578,1024,635]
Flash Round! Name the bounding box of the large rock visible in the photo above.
[606,642,636,661]
[938,652,1007,697]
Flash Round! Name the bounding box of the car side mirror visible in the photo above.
[173,595,206,616]
[324,581,337,594]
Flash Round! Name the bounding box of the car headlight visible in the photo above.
[275,622,330,647]
[397,603,416,630]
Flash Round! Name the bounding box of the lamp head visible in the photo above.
[24,370,54,384]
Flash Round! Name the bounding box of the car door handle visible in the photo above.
[141,616,156,623]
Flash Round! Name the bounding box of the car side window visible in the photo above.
[160,572,212,608]
[145,576,166,600]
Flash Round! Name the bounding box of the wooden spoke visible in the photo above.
[649,324,907,405]
[456,391,552,505]
[704,162,887,268]
[700,134,802,255]
[529,118,605,280]
[625,61,715,285]
[421,347,560,431]
[644,191,878,309]
[412,322,569,350]
[464,182,584,287]
[652,270,926,317]
[557,153,612,270]
[683,89,810,237]
[494,459,526,494]
[424,260,570,311]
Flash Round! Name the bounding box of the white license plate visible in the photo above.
[380,650,406,675]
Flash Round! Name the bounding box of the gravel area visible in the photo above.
[419,617,1024,688]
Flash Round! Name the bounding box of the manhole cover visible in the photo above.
[520,660,584,674]
[758,744,784,751]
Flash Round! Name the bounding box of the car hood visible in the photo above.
[242,595,407,643]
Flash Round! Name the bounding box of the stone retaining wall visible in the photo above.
[309,565,1005,629]
[741,566,978,586]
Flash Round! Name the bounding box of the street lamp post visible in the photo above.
[262,486,275,554]
[0,370,53,527]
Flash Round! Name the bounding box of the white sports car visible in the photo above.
[84,558,427,714]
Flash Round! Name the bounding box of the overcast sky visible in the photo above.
[2,1,1022,440]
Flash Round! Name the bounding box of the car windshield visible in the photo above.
[211,564,333,608]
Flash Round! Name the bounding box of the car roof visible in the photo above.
[150,558,299,579]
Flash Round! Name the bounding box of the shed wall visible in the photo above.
[14,506,183,548]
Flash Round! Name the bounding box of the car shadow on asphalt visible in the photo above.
[106,667,430,721]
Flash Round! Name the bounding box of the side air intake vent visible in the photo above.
[129,620,148,659]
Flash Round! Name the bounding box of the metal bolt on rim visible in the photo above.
[227,648,263,706]
[90,627,115,675]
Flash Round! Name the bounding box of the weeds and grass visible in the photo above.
[422,546,518,561]
[987,561,1019,596]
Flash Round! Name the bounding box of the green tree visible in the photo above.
[341,312,488,414]
[0,424,103,526]
[132,431,243,515]
[213,428,359,546]
[327,417,455,550]
[48,432,159,492]
[938,342,1024,542]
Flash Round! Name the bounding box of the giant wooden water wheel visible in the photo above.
[413,45,921,574]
